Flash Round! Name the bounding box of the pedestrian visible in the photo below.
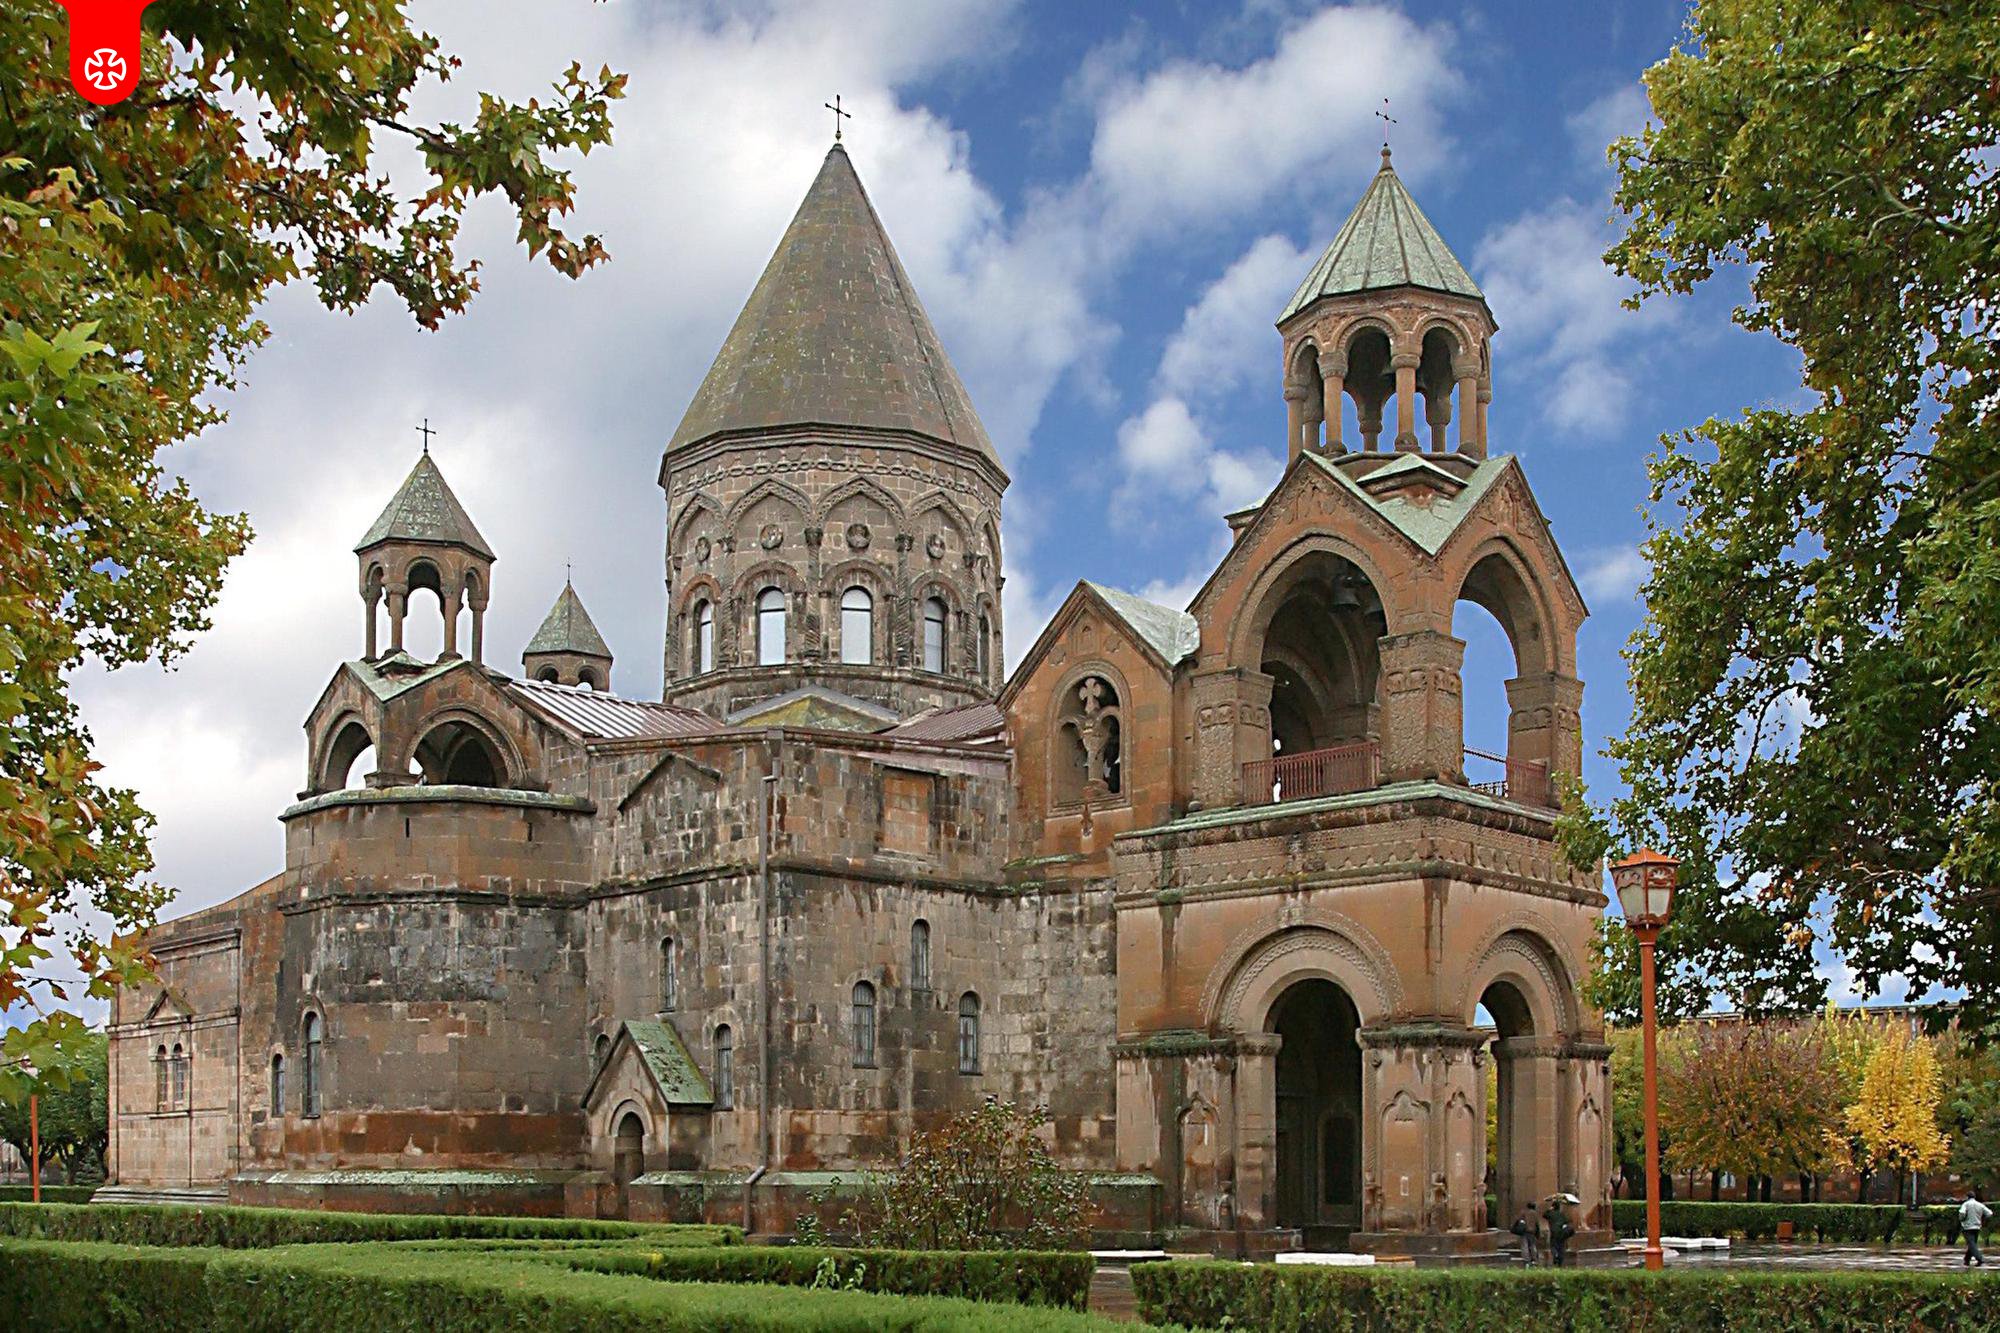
[1510,1203,1541,1266]
[1542,1197,1575,1269]
[1960,1187,1992,1267]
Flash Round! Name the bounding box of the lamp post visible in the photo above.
[1613,847,1680,1272]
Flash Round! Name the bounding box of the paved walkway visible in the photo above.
[1678,1241,1997,1273]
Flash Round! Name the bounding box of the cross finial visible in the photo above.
[564,559,572,587]
[824,94,851,144]
[1375,98,1397,160]
[415,417,436,455]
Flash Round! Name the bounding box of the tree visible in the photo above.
[1658,1019,1847,1200]
[1845,1021,1950,1198]
[799,1100,1087,1251]
[1605,1026,1650,1198]
[0,1032,106,1182]
[0,2,623,1097]
[1567,0,2000,1026]
[1937,1026,2000,1192]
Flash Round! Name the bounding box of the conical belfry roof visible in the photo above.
[355,453,494,559]
[1281,148,1483,322]
[526,582,612,659]
[667,145,998,466]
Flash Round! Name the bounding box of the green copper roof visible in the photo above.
[355,454,494,559]
[667,145,999,466]
[1085,582,1200,666]
[623,1020,713,1106]
[525,583,611,660]
[1304,452,1511,555]
[1280,149,1483,321]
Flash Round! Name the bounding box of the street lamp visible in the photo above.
[1613,847,1679,1273]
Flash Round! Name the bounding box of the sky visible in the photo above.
[66,0,1886,1006]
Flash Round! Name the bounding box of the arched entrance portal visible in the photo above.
[1269,979,1362,1239]
[613,1109,646,1215]
[1481,979,1537,1227]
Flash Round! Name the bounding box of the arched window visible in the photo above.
[909,919,932,990]
[660,937,679,1013]
[693,599,714,674]
[714,1025,735,1110]
[958,993,982,1074]
[594,1033,611,1069]
[536,667,559,683]
[922,598,948,673]
[577,668,598,691]
[851,980,877,1067]
[170,1042,188,1109]
[154,1045,168,1112]
[757,587,787,665]
[978,613,992,683]
[841,587,874,665]
[270,1053,285,1117]
[302,1012,323,1118]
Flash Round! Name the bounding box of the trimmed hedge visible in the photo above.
[0,1184,96,1203]
[0,1200,738,1248]
[1133,1261,2000,1332]
[0,1237,1130,1332]
[1607,1200,1964,1244]
[562,1242,1095,1310]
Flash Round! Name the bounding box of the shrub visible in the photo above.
[1606,1200,1921,1243]
[0,1184,96,1203]
[0,1236,1127,1332]
[1133,1260,1999,1332]
[0,1201,737,1249]
[561,1242,1094,1310]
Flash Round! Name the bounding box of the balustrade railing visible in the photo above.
[1243,740,1381,806]
[1464,747,1554,808]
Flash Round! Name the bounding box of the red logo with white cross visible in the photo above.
[55,0,159,105]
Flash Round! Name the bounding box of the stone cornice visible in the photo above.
[280,786,595,822]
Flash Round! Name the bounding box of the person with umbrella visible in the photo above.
[1542,1193,1578,1269]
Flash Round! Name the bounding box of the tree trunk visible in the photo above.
[1709,1170,1721,1201]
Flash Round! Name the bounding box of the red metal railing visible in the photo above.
[1464,747,1554,808]
[1243,740,1381,805]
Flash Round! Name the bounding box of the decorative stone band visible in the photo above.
[281,785,595,821]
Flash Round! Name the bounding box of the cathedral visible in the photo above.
[106,140,1611,1261]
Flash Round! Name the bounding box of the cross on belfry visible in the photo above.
[1375,98,1397,148]
[415,417,437,455]
[824,94,851,143]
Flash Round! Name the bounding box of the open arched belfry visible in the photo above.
[107,142,1608,1262]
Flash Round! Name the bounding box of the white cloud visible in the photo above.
[1577,546,1648,605]
[1157,234,1314,400]
[1565,82,1652,172]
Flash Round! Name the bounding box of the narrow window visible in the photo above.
[577,669,598,691]
[910,919,932,990]
[852,981,877,1067]
[714,1025,735,1110]
[978,613,992,682]
[922,597,948,673]
[271,1053,285,1117]
[302,1012,323,1118]
[958,993,982,1074]
[694,599,714,674]
[840,587,873,665]
[170,1042,188,1109]
[594,1033,611,1068]
[661,937,679,1012]
[757,587,787,665]
[154,1045,168,1112]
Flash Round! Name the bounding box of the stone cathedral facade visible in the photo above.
[107,143,1611,1260]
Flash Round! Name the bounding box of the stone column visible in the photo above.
[1494,1036,1562,1221]
[387,588,407,653]
[1425,383,1452,452]
[1505,673,1584,799]
[1377,631,1464,783]
[363,589,381,660]
[1319,353,1346,453]
[1188,667,1273,810]
[1357,1023,1488,1241]
[1232,1034,1282,1232]
[468,601,486,666]
[440,585,463,660]
[1477,379,1491,452]
[1302,394,1324,459]
[1454,357,1483,458]
[1392,354,1420,451]
[1284,381,1308,462]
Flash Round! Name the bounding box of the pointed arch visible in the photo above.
[722,477,813,534]
[816,475,907,529]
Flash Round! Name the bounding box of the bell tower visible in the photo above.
[1278,146,1496,461]
[355,452,494,664]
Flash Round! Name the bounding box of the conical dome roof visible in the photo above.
[1281,148,1483,322]
[526,582,612,659]
[355,453,494,559]
[667,145,998,466]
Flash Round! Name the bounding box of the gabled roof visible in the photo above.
[525,583,612,660]
[355,453,494,559]
[1280,148,1483,321]
[581,1019,712,1111]
[508,677,719,741]
[667,145,1000,469]
[725,683,901,732]
[1084,583,1201,667]
[1303,452,1510,555]
[885,700,1006,744]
